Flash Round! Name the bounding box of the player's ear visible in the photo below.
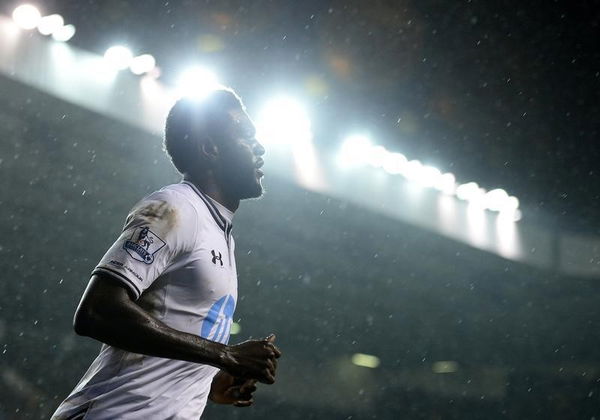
[199,137,219,162]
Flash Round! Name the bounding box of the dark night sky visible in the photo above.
[4,0,599,232]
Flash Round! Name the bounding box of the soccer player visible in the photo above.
[52,89,281,419]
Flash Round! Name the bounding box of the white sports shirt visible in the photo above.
[52,181,238,420]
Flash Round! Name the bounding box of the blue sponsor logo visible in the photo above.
[201,295,236,344]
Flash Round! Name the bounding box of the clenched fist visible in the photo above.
[221,334,282,384]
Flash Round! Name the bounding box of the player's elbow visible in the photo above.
[73,274,129,338]
[73,304,95,336]
[73,300,108,337]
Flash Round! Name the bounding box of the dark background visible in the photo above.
[1,0,600,419]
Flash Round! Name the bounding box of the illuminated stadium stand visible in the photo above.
[0,14,598,279]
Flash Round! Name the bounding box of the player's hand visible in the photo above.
[209,370,257,407]
[222,334,282,384]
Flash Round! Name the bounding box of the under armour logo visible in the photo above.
[211,250,223,266]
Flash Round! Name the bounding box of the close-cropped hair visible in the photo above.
[164,88,245,174]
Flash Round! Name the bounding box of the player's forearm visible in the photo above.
[74,297,229,369]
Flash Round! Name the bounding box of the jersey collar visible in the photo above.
[182,181,233,233]
[206,193,234,224]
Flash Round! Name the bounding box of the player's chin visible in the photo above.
[247,183,265,200]
[238,180,264,200]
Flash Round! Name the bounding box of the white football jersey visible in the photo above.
[52,181,238,420]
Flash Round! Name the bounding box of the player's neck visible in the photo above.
[184,175,240,213]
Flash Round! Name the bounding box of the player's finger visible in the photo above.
[240,380,257,394]
[234,399,254,407]
[225,386,243,400]
[264,336,282,355]
[236,385,256,398]
[238,387,255,400]
[263,339,282,359]
[271,344,282,358]
[262,369,275,384]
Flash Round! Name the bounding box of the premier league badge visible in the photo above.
[123,226,166,264]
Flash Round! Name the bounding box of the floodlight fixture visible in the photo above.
[435,172,456,195]
[366,145,388,168]
[418,165,442,188]
[504,195,520,211]
[484,188,510,211]
[403,159,423,181]
[104,45,134,70]
[337,135,372,168]
[176,66,221,99]
[382,152,407,175]
[37,14,63,35]
[12,4,41,30]
[51,24,75,42]
[456,182,480,201]
[230,322,241,335]
[130,54,156,75]
[335,134,520,217]
[432,361,459,374]
[498,196,521,221]
[351,353,380,368]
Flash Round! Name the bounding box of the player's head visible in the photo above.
[164,89,265,200]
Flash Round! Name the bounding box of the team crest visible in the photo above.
[123,226,165,264]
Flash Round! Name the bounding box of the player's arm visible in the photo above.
[73,273,281,384]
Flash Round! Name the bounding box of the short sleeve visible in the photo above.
[92,189,198,299]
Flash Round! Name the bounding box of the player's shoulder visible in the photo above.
[128,183,199,224]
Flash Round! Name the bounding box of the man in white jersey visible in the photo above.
[52,89,281,419]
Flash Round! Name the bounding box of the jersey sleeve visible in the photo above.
[92,189,198,300]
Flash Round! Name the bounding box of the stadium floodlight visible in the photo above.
[351,353,380,368]
[468,188,487,208]
[337,135,372,167]
[498,195,520,221]
[432,361,459,374]
[382,152,407,175]
[255,96,312,146]
[402,159,423,181]
[456,182,481,201]
[435,172,456,195]
[418,165,442,188]
[37,14,63,35]
[51,24,75,42]
[104,45,134,70]
[503,195,520,212]
[12,4,41,30]
[484,188,509,212]
[366,145,388,168]
[176,66,221,99]
[230,322,241,335]
[130,54,156,75]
